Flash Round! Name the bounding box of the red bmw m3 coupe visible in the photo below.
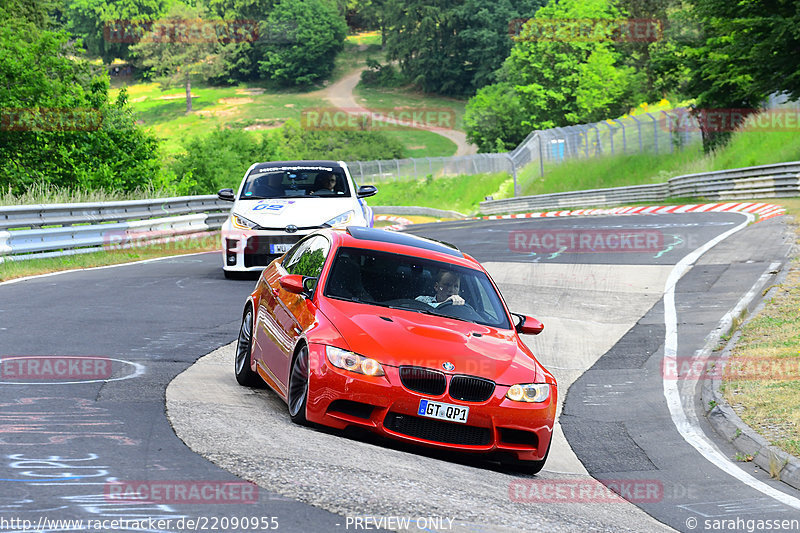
[234,226,557,473]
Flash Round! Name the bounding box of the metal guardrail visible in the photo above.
[2,161,797,260]
[479,161,800,214]
[0,195,229,262]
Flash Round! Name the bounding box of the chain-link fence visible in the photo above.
[347,107,704,188]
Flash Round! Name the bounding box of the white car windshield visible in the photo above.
[240,168,351,199]
[323,247,512,330]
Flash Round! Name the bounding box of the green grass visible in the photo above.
[377,128,457,158]
[519,144,706,196]
[722,199,800,460]
[0,182,174,205]
[0,239,217,282]
[112,82,331,158]
[345,31,382,47]
[518,129,800,197]
[374,172,512,215]
[354,85,467,131]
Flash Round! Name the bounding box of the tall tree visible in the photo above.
[64,0,171,62]
[655,0,799,151]
[504,0,635,128]
[0,4,163,194]
[384,0,547,96]
[129,3,230,113]
[257,0,347,86]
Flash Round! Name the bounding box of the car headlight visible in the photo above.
[232,213,259,230]
[506,383,550,403]
[324,210,354,228]
[326,346,385,376]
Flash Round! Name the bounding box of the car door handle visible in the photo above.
[272,288,279,296]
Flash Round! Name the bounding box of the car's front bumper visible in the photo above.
[222,229,313,272]
[305,344,557,462]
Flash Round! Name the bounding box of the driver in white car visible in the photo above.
[416,270,465,307]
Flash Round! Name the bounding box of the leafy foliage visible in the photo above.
[257,0,347,86]
[672,0,800,151]
[170,127,281,193]
[0,8,164,195]
[64,0,171,62]
[360,58,405,87]
[464,83,529,152]
[384,0,546,96]
[464,0,638,149]
[129,3,230,113]
[170,121,407,194]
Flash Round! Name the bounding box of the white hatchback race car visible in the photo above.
[217,160,377,278]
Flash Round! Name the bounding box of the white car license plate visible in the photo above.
[270,243,293,254]
[418,399,469,424]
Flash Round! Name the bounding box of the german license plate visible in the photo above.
[418,399,469,424]
[270,243,293,254]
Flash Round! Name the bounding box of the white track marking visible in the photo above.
[662,211,800,510]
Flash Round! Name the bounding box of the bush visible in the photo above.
[170,121,408,194]
[360,59,405,87]
[464,83,530,152]
[0,19,165,195]
[258,0,347,86]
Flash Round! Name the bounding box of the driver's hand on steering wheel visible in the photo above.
[445,294,465,306]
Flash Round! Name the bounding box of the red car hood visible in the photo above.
[317,298,543,384]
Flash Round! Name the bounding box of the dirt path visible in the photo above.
[321,67,477,156]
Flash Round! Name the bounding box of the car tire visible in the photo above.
[234,307,262,387]
[287,345,310,425]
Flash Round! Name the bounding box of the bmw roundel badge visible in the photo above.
[442,362,455,371]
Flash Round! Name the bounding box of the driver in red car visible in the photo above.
[416,270,465,307]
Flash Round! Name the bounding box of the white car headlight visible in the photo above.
[324,210,354,228]
[326,346,385,376]
[506,383,550,403]
[232,213,259,230]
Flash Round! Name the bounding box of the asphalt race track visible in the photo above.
[2,212,799,532]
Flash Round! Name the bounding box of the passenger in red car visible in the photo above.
[416,270,465,307]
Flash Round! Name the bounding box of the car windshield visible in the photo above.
[323,247,512,329]
[240,167,351,199]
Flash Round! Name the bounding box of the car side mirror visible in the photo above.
[218,188,235,202]
[513,313,544,335]
[357,185,378,198]
[279,275,317,296]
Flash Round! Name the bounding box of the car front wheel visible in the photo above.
[234,307,262,387]
[287,345,310,425]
